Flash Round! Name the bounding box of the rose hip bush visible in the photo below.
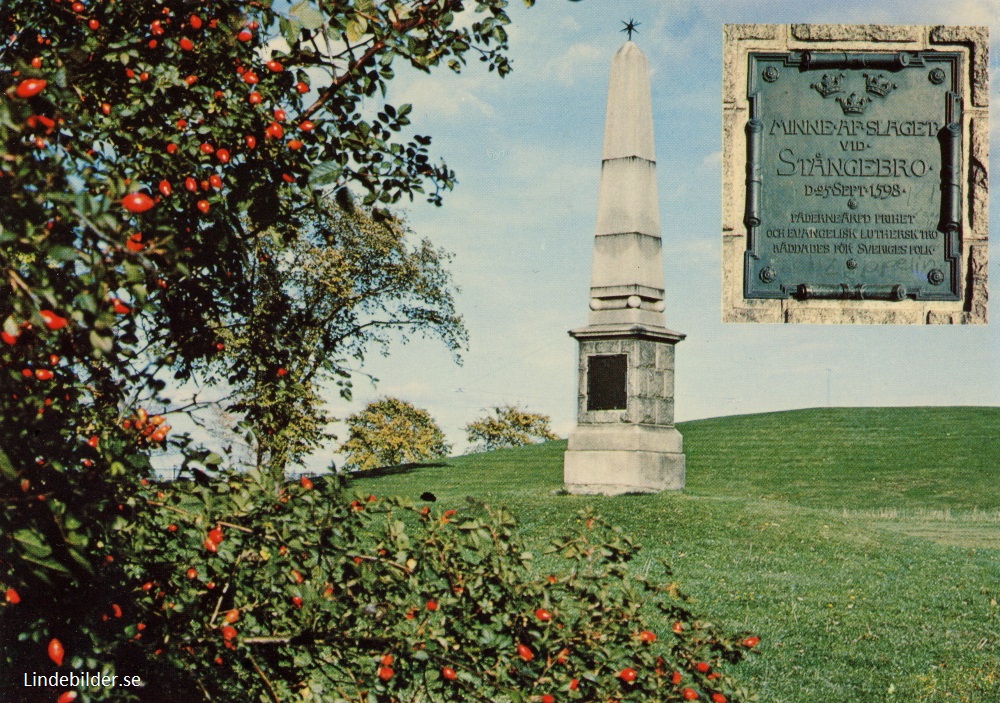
[116,472,757,701]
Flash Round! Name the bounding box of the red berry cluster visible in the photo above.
[121,408,171,445]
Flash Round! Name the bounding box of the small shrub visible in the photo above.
[341,397,451,472]
[465,405,559,452]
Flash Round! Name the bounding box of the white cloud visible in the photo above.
[560,16,583,33]
[700,150,722,170]
[543,43,605,87]
[397,76,497,119]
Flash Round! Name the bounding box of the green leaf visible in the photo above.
[345,20,364,43]
[14,529,52,558]
[73,292,97,314]
[47,246,77,262]
[123,261,144,284]
[280,17,303,46]
[89,330,113,355]
[0,449,15,479]
[20,553,72,576]
[309,161,342,188]
[289,2,326,31]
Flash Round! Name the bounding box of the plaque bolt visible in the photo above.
[928,268,945,285]
[846,259,858,270]
[762,66,779,83]
[928,68,946,85]
[847,198,858,210]
[759,266,776,283]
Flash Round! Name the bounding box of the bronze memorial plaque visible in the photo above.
[744,51,963,301]
[586,354,628,411]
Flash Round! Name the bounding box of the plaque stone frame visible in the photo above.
[722,25,988,324]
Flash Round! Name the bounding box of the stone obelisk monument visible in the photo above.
[563,38,686,495]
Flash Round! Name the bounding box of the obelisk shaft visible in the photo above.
[588,41,665,327]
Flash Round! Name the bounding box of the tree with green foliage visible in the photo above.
[341,397,451,472]
[465,404,559,452]
[200,198,465,475]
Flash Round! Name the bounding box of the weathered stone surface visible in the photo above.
[724,24,781,41]
[722,25,781,104]
[594,160,660,238]
[720,107,740,232]
[567,424,683,453]
[785,307,923,325]
[723,305,783,324]
[660,369,675,397]
[790,24,920,42]
[563,449,685,495]
[592,340,621,354]
[968,243,988,322]
[931,25,989,107]
[654,398,675,426]
[565,424,685,493]
[637,342,655,368]
[628,397,656,425]
[654,344,674,371]
[926,311,968,324]
[969,115,989,239]
[602,42,655,162]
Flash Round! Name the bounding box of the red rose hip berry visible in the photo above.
[48,638,65,666]
[15,79,46,99]
[122,193,155,213]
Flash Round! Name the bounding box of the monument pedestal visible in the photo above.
[564,424,685,494]
[563,324,685,495]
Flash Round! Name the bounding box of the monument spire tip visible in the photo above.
[620,18,640,41]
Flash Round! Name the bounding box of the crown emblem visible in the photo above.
[836,93,871,115]
[810,73,843,98]
[864,73,896,97]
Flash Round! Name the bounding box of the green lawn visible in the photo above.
[349,407,1000,703]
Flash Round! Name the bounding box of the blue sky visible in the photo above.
[314,0,1000,464]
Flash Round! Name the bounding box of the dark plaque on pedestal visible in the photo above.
[586,354,627,411]
[744,51,963,301]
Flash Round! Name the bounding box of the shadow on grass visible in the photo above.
[345,461,450,480]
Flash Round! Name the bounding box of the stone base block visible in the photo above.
[563,425,685,494]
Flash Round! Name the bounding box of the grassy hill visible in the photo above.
[350,408,1000,703]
